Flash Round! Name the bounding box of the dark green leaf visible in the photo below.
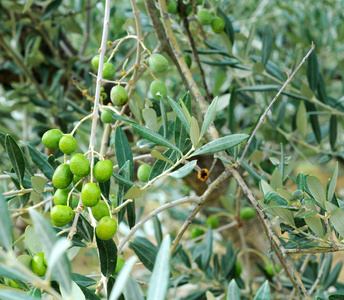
[317,73,328,104]
[305,102,321,144]
[251,55,285,81]
[160,97,168,138]
[5,135,25,187]
[149,149,179,181]
[217,9,234,45]
[42,0,62,20]
[328,294,344,300]
[116,161,132,224]
[261,24,272,67]
[132,124,181,154]
[0,190,12,250]
[307,176,326,206]
[228,88,236,133]
[96,235,117,277]
[23,142,54,180]
[153,216,163,245]
[78,286,101,300]
[200,97,218,139]
[191,134,248,157]
[323,262,343,290]
[175,93,192,154]
[307,51,319,92]
[112,172,136,188]
[72,273,97,287]
[115,127,133,180]
[76,214,94,243]
[129,237,158,272]
[201,227,213,271]
[328,162,338,202]
[167,96,190,134]
[330,115,337,151]
[169,160,197,179]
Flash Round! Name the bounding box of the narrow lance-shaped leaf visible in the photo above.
[328,162,338,202]
[190,117,200,148]
[253,281,270,300]
[296,101,307,138]
[191,134,248,157]
[129,237,157,272]
[307,50,319,92]
[5,135,26,187]
[151,150,174,165]
[325,202,344,238]
[169,160,197,179]
[201,228,213,271]
[261,24,272,67]
[167,96,190,134]
[0,191,12,250]
[329,115,337,151]
[228,88,236,133]
[227,279,240,300]
[160,97,168,138]
[305,102,321,144]
[132,124,182,154]
[304,201,324,238]
[115,127,134,180]
[200,96,218,139]
[146,236,171,300]
[142,108,158,132]
[307,176,326,206]
[96,236,117,277]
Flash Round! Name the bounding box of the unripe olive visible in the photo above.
[148,54,169,73]
[94,159,113,183]
[102,62,116,79]
[110,85,128,106]
[70,153,90,177]
[150,81,167,100]
[206,215,219,229]
[240,207,255,220]
[167,0,178,14]
[114,257,125,275]
[183,54,192,68]
[31,252,47,277]
[265,263,281,276]
[54,188,71,206]
[52,164,73,189]
[234,262,242,278]
[81,182,101,207]
[211,17,225,34]
[101,110,116,123]
[91,201,111,221]
[197,9,213,25]
[137,164,152,182]
[190,227,205,239]
[91,54,109,70]
[50,205,75,227]
[96,216,118,240]
[59,135,77,154]
[42,129,63,149]
[73,175,83,192]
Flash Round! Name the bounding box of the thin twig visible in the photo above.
[308,254,328,295]
[237,43,315,167]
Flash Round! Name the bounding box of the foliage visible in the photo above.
[1,0,344,299]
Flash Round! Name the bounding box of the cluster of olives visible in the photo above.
[91,54,115,80]
[42,129,117,241]
[197,9,225,34]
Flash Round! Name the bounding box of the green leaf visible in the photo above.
[46,238,72,279]
[22,0,35,12]
[169,160,197,179]
[123,276,144,300]
[167,96,190,134]
[132,124,182,154]
[149,149,179,181]
[146,236,171,300]
[307,51,319,92]
[296,101,307,138]
[190,117,200,148]
[25,225,43,255]
[217,9,234,45]
[261,24,272,67]
[29,210,72,294]
[105,108,136,124]
[227,279,240,300]
[23,142,54,180]
[130,237,157,272]
[42,0,62,20]
[160,97,168,138]
[5,135,26,187]
[228,88,236,133]
[151,150,174,165]
[253,280,270,300]
[305,102,321,144]
[96,236,117,277]
[317,73,328,104]
[175,93,192,154]
[191,134,248,157]
[328,162,338,202]
[325,202,344,237]
[112,172,136,188]
[72,273,97,287]
[330,115,337,151]
[124,186,142,199]
[61,279,85,300]
[200,97,218,139]
[115,127,134,180]
[270,168,282,190]
[307,176,326,206]
[31,176,46,194]
[0,290,40,300]
[116,161,132,224]
[180,98,192,125]
[201,228,213,271]
[0,190,12,250]
[109,256,137,300]
[322,262,343,290]
[153,216,163,246]
[143,108,158,132]
[304,201,324,238]
[76,214,94,243]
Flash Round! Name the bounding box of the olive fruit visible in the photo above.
[91,201,110,221]
[70,153,90,177]
[94,159,113,183]
[31,253,47,277]
[110,85,128,106]
[101,110,115,123]
[54,188,70,206]
[150,81,167,100]
[211,17,225,34]
[234,262,242,278]
[197,9,213,25]
[240,207,255,220]
[183,54,192,68]
[293,190,304,200]
[96,216,118,240]
[50,205,75,227]
[81,182,101,207]
[265,264,281,276]
[52,164,73,189]
[190,227,205,239]
[167,0,178,14]
[206,215,219,229]
[137,164,152,182]
[9,280,23,290]
[91,54,109,70]
[59,135,77,154]
[148,54,169,73]
[73,175,83,192]
[114,257,125,275]
[102,62,116,79]
[42,129,63,149]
